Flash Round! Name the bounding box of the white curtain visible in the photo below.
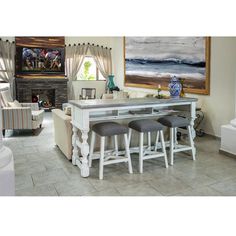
[89,45,112,79]
[0,40,15,98]
[65,44,89,100]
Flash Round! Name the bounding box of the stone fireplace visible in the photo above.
[16,78,68,109]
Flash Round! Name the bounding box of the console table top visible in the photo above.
[69,97,198,109]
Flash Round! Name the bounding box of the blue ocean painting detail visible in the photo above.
[126,58,205,78]
[125,37,208,90]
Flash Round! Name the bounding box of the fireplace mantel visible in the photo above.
[15,78,68,109]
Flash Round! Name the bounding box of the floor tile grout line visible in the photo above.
[53,184,60,196]
[147,177,195,196]
[114,180,164,196]
[205,185,225,195]
[30,174,36,186]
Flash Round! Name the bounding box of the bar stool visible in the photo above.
[89,122,133,180]
[128,119,168,173]
[158,116,196,165]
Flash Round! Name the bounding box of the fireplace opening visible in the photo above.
[32,89,55,110]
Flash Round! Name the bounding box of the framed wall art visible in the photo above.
[124,37,210,95]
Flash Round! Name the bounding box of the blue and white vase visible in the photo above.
[169,76,182,98]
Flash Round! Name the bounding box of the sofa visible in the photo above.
[52,109,73,160]
[0,88,44,135]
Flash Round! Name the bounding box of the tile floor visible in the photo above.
[3,112,236,196]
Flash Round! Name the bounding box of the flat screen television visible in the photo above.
[17,47,65,74]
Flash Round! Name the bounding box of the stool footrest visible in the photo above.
[91,150,118,160]
[103,157,129,165]
[173,146,193,153]
[142,152,166,160]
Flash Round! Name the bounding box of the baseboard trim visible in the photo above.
[219,149,236,158]
[205,133,221,140]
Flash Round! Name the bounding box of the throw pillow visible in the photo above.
[64,106,71,116]
[1,89,13,107]
[8,100,22,108]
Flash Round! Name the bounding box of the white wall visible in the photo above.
[0,37,14,42]
[109,37,236,137]
[110,37,125,89]
[192,38,236,137]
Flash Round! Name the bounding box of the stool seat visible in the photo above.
[158,116,190,128]
[92,122,128,136]
[128,119,164,133]
[128,119,168,172]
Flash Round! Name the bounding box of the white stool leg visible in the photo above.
[89,131,96,167]
[147,132,151,149]
[154,131,160,151]
[128,128,132,146]
[139,132,144,173]
[170,128,174,165]
[187,125,196,161]
[160,130,168,168]
[114,135,118,157]
[99,136,105,180]
[124,133,133,174]
[174,127,177,149]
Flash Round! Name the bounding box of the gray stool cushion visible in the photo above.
[92,122,128,136]
[158,116,190,128]
[128,119,164,132]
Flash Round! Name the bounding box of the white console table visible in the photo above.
[69,97,197,177]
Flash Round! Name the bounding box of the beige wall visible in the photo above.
[108,37,236,137]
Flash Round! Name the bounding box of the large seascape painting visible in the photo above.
[124,37,210,94]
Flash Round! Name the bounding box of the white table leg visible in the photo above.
[190,102,196,139]
[89,131,96,167]
[80,129,90,177]
[190,102,197,156]
[72,125,79,166]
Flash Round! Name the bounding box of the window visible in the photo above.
[77,56,105,81]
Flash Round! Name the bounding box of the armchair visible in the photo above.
[0,89,44,135]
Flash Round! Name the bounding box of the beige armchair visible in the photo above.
[0,89,44,135]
